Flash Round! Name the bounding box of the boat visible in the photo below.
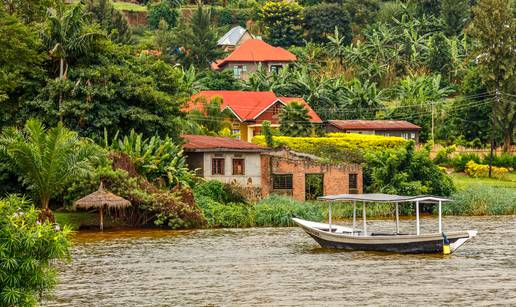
[293,193,477,254]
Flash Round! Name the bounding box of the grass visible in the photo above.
[54,212,99,230]
[112,1,148,12]
[449,172,516,190]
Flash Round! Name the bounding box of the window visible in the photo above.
[349,173,358,190]
[273,174,293,189]
[401,132,409,140]
[212,158,225,175]
[411,133,416,139]
[232,159,245,175]
[270,64,283,74]
[233,65,247,78]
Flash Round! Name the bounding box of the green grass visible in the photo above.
[449,172,516,190]
[54,212,99,230]
[113,1,147,12]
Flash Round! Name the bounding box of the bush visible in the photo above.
[193,180,247,204]
[0,196,72,306]
[481,153,516,169]
[252,133,406,158]
[303,3,352,43]
[148,0,178,29]
[254,195,324,226]
[433,145,456,165]
[451,153,481,171]
[465,160,509,179]
[196,196,254,228]
[444,185,516,215]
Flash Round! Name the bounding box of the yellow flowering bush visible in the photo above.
[252,133,406,153]
[465,160,509,179]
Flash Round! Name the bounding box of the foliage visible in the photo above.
[173,2,222,68]
[450,153,482,172]
[0,119,103,209]
[262,120,274,147]
[106,129,196,188]
[303,4,352,44]
[279,101,312,137]
[253,133,406,155]
[148,0,178,30]
[340,79,385,119]
[2,0,54,23]
[440,0,470,36]
[426,32,452,78]
[193,180,247,204]
[365,141,456,196]
[259,1,303,47]
[444,185,516,215]
[0,195,72,306]
[196,197,254,227]
[481,153,516,169]
[197,70,242,90]
[433,145,456,165]
[85,0,133,43]
[186,96,232,135]
[254,195,324,227]
[464,160,508,179]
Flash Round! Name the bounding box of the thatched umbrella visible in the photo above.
[74,182,130,230]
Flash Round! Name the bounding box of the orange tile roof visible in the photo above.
[212,39,297,69]
[328,120,422,131]
[186,91,322,123]
[182,134,268,151]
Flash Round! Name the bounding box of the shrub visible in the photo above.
[259,1,303,47]
[254,195,324,227]
[464,160,509,179]
[451,153,481,171]
[148,0,178,29]
[196,196,254,228]
[218,7,233,25]
[444,185,516,215]
[252,133,406,158]
[303,3,352,43]
[433,145,456,165]
[481,153,516,169]
[193,180,247,204]
[0,196,72,306]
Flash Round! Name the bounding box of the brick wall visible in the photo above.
[261,150,363,201]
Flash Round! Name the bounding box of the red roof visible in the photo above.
[182,134,268,152]
[186,91,322,123]
[328,120,421,131]
[212,39,297,69]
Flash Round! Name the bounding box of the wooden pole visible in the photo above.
[100,206,104,231]
[438,200,442,233]
[362,202,367,236]
[352,201,356,233]
[328,203,332,232]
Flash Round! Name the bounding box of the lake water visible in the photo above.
[46,216,516,306]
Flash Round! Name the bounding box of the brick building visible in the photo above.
[260,149,363,201]
[326,120,421,143]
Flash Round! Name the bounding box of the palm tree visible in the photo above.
[326,27,347,67]
[40,0,105,122]
[279,102,312,137]
[0,119,100,209]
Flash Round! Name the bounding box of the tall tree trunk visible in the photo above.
[59,58,64,123]
[488,91,499,178]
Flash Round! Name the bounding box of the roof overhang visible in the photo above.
[184,148,269,153]
[318,193,451,203]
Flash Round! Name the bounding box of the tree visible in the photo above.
[187,96,232,135]
[0,196,72,306]
[2,0,54,23]
[262,120,274,147]
[468,0,515,153]
[342,0,381,32]
[279,102,312,137]
[0,119,101,209]
[411,0,441,17]
[339,79,385,120]
[85,0,133,43]
[40,1,105,122]
[303,3,352,44]
[440,0,470,36]
[259,1,303,47]
[426,32,452,78]
[148,0,178,30]
[173,2,222,68]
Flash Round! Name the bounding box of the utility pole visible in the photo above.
[488,90,499,178]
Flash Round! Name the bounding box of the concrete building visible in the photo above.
[326,120,422,143]
[211,39,297,80]
[186,91,322,142]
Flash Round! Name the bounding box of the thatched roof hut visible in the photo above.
[74,182,130,230]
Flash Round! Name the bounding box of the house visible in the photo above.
[261,149,363,201]
[326,120,422,143]
[186,91,322,142]
[211,39,297,80]
[182,134,269,188]
[182,135,363,201]
[217,26,255,52]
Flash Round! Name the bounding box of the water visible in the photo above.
[46,216,516,306]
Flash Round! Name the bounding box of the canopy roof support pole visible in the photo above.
[352,201,356,233]
[416,200,420,236]
[100,206,104,231]
[395,202,400,234]
[329,202,332,232]
[438,200,442,233]
[362,201,367,236]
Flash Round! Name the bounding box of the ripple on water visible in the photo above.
[45,216,516,306]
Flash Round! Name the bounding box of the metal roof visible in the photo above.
[181,134,268,152]
[217,26,248,46]
[328,120,422,131]
[318,193,451,203]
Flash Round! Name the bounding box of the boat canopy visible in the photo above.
[318,193,451,204]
